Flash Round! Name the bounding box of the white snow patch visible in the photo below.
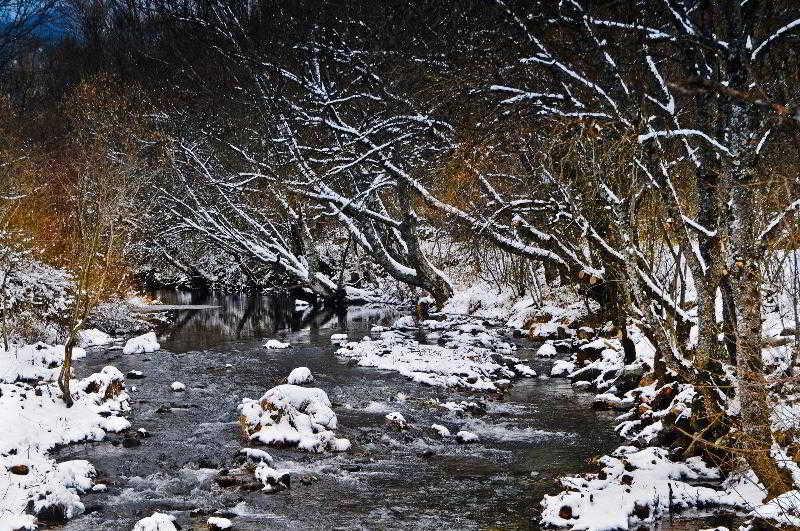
[132,512,178,531]
[456,430,479,443]
[264,339,290,349]
[0,353,130,524]
[287,367,313,385]
[207,516,233,529]
[122,332,160,355]
[77,328,114,348]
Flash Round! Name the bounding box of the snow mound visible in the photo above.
[77,328,114,348]
[123,332,160,355]
[536,342,557,358]
[238,384,350,453]
[208,516,233,530]
[456,430,479,443]
[264,339,290,349]
[287,367,313,385]
[170,381,186,392]
[431,424,451,437]
[132,512,178,531]
[336,327,535,391]
[0,343,87,382]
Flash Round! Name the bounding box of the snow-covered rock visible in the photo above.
[123,332,160,355]
[287,367,313,385]
[170,381,186,392]
[264,339,290,349]
[132,512,178,531]
[77,328,114,348]
[456,430,479,443]
[536,342,557,358]
[207,516,233,530]
[254,462,291,493]
[431,424,451,437]
[238,384,350,453]
[240,448,274,463]
[385,412,407,429]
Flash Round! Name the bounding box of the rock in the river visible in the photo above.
[431,424,451,438]
[264,339,290,349]
[536,342,557,358]
[123,332,160,355]
[207,516,232,530]
[330,333,349,344]
[126,370,145,379]
[385,412,407,430]
[456,430,479,443]
[170,381,186,392]
[287,367,313,385]
[238,384,350,453]
[255,462,291,493]
[132,512,179,531]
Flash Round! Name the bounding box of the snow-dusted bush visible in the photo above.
[0,238,74,343]
[84,298,152,337]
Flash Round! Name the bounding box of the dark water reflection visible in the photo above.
[151,289,401,353]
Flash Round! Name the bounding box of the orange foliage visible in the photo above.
[0,75,161,297]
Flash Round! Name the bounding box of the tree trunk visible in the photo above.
[58,335,77,408]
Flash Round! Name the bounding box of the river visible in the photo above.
[54,291,736,530]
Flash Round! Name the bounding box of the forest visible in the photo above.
[1,0,800,529]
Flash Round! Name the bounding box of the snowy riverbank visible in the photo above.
[0,344,131,529]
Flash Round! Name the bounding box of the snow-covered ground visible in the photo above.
[0,344,130,528]
[336,316,536,392]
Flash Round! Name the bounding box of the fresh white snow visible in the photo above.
[122,332,161,355]
[287,367,314,385]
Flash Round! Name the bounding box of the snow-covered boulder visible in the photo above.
[207,516,233,530]
[431,424,451,437]
[170,381,186,392]
[238,384,350,453]
[536,342,557,358]
[385,412,407,429]
[77,328,114,348]
[132,512,178,531]
[264,339,290,349]
[254,462,291,493]
[456,430,479,443]
[239,448,273,463]
[287,367,313,385]
[123,332,160,355]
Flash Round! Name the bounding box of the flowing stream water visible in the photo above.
[53,292,737,530]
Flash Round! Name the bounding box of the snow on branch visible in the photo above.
[638,129,732,156]
[751,18,800,60]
